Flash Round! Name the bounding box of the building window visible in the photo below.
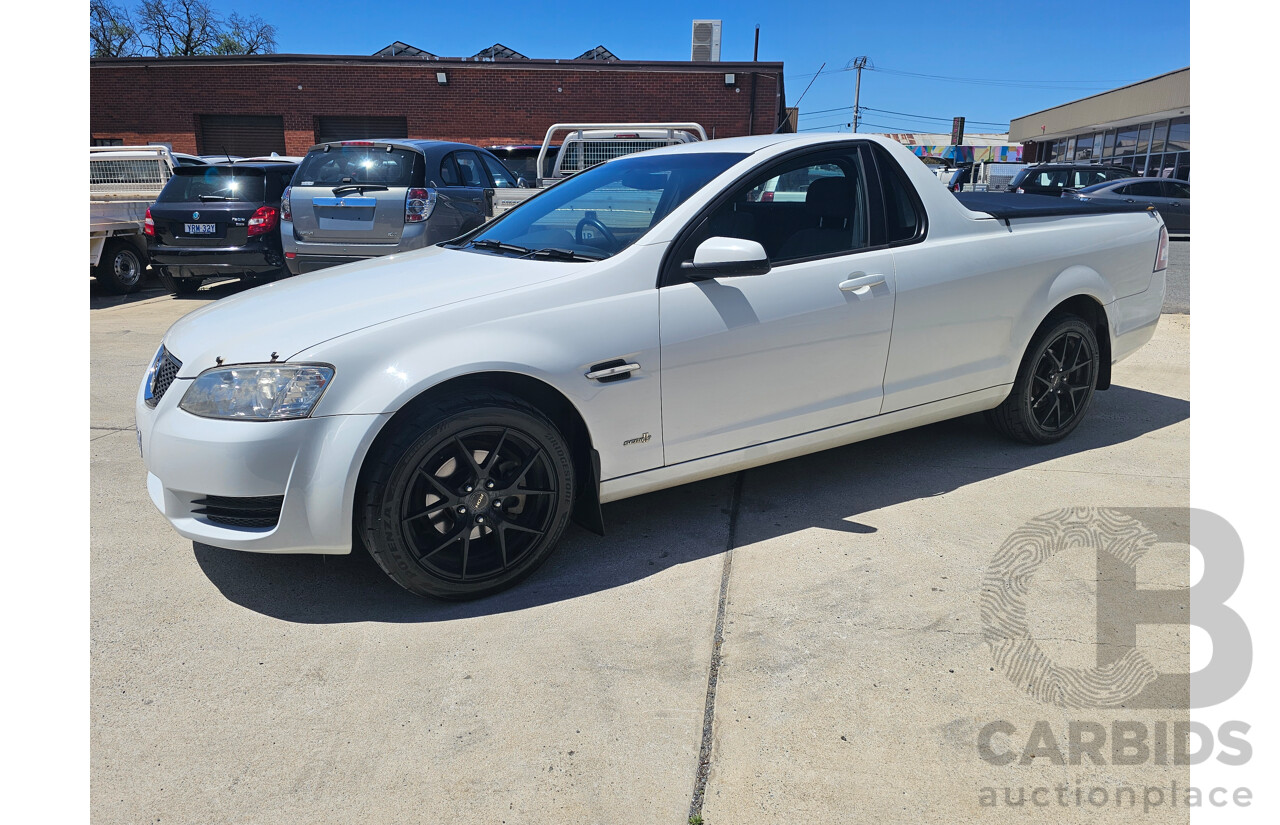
[1076,133,1095,161]
[1101,130,1116,158]
[1166,117,1190,152]
[1150,120,1169,154]
[92,137,124,146]
[1135,124,1151,156]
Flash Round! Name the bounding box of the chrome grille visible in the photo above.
[146,347,182,407]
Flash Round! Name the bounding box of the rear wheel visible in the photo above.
[157,268,203,296]
[358,392,576,599]
[987,315,1100,444]
[95,240,145,294]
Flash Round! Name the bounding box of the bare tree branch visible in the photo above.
[90,1,278,57]
[90,0,140,57]
[215,12,277,55]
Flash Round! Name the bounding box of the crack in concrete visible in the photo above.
[688,471,744,823]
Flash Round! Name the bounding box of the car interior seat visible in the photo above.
[776,175,856,261]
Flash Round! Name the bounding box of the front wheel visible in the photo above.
[987,315,1100,444]
[358,392,576,599]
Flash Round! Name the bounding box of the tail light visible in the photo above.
[247,206,278,237]
[280,186,291,221]
[144,206,155,237]
[405,188,437,223]
[760,191,774,203]
[1154,224,1169,272]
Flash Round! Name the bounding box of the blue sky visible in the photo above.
[205,1,1189,131]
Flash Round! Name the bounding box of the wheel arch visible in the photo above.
[1025,264,1115,391]
[1029,293,1113,391]
[354,370,605,538]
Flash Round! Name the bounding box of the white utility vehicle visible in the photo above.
[90,145,175,293]
[138,134,1167,599]
[490,122,706,217]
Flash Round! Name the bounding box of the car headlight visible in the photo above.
[179,364,334,420]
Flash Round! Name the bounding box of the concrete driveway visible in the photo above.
[92,278,1189,824]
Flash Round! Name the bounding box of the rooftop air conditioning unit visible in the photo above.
[691,20,722,62]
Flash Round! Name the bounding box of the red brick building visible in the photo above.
[90,53,788,156]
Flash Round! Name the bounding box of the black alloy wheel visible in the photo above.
[987,315,1100,444]
[359,393,576,599]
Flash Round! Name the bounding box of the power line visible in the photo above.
[789,62,1136,92]
[797,120,852,132]
[870,65,1139,85]
[859,106,1007,127]
[868,65,1124,91]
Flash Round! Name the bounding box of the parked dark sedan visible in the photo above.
[1007,163,1132,196]
[146,161,297,295]
[1066,177,1190,234]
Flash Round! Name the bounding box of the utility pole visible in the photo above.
[850,56,868,133]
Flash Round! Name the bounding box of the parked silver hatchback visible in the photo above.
[282,139,521,274]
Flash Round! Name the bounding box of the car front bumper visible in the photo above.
[137,376,389,555]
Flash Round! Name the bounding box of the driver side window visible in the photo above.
[681,148,870,266]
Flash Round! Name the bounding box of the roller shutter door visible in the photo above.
[197,115,286,157]
[315,116,408,144]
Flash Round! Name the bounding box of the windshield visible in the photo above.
[294,145,421,187]
[463,151,746,260]
[1077,180,1121,194]
[157,167,265,202]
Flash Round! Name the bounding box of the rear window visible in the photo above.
[157,167,265,203]
[294,145,421,187]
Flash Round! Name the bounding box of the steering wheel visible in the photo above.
[575,217,619,251]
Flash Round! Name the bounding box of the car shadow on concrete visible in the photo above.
[89,274,266,310]
[193,384,1188,624]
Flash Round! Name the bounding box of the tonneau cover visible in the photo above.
[956,192,1154,220]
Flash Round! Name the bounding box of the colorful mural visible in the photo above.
[908,145,1024,163]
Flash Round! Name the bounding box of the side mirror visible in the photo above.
[680,237,771,280]
[516,176,531,189]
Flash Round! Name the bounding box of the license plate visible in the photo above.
[184,223,216,234]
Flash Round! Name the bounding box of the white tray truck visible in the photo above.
[90,145,175,293]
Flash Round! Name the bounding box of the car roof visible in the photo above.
[1095,176,1189,186]
[304,138,494,155]
[1027,162,1131,169]
[201,161,298,170]
[635,132,907,157]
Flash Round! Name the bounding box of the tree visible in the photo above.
[90,1,140,57]
[213,12,277,55]
[136,0,220,56]
[91,0,277,57]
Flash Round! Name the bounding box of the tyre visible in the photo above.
[156,268,203,296]
[986,315,1100,444]
[95,240,145,294]
[358,392,576,599]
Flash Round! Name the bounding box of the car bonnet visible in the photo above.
[161,246,580,378]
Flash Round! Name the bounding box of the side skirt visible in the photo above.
[598,385,1011,504]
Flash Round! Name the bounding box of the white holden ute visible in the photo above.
[137,134,1168,599]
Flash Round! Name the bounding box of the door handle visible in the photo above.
[585,362,640,381]
[839,273,886,293]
